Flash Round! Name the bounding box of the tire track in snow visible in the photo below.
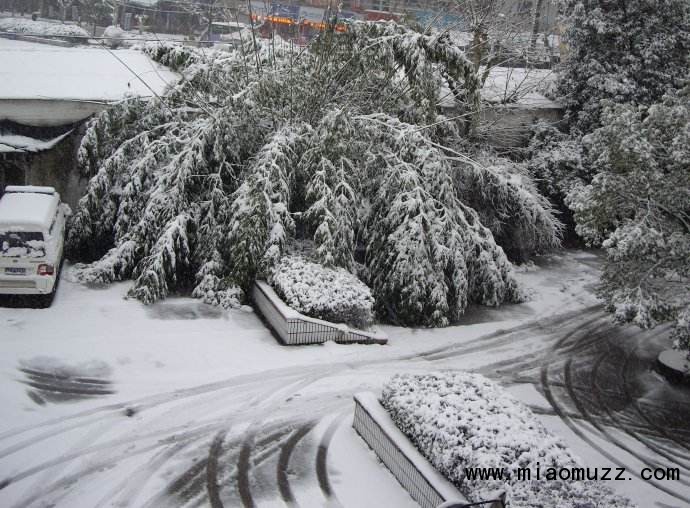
[0,305,598,458]
[621,344,690,459]
[10,438,194,508]
[554,358,689,503]
[277,423,316,507]
[206,431,226,508]
[95,440,191,508]
[316,413,347,506]
[2,419,225,500]
[7,303,690,506]
[419,305,602,362]
[237,429,256,508]
[0,365,326,443]
[588,343,690,474]
[477,314,606,382]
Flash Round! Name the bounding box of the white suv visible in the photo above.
[0,186,68,306]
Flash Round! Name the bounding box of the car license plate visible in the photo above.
[5,267,26,275]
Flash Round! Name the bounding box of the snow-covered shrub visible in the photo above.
[269,256,374,329]
[0,17,89,39]
[381,373,635,508]
[141,41,199,70]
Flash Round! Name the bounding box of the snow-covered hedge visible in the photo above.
[381,373,635,508]
[0,18,89,38]
[269,256,374,329]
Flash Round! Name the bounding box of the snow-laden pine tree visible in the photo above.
[566,88,690,349]
[558,0,690,134]
[67,21,560,326]
[454,154,562,262]
[360,116,521,326]
[301,111,359,271]
[525,0,690,238]
[528,0,690,206]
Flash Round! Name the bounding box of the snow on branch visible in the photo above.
[66,23,559,324]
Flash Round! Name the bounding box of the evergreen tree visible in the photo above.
[558,0,690,134]
[566,88,690,348]
[364,118,522,326]
[67,25,557,325]
[226,126,307,290]
[522,1,689,343]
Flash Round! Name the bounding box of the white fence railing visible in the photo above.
[353,393,506,508]
[251,280,388,345]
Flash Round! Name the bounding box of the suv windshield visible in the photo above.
[0,231,45,258]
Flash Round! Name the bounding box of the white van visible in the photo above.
[0,186,68,306]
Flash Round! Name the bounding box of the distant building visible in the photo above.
[115,0,204,34]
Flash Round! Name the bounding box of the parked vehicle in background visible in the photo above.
[0,186,68,307]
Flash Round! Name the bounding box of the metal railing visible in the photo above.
[353,393,506,508]
[251,281,387,345]
[353,399,449,508]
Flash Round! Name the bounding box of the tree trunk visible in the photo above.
[530,0,545,53]
[470,26,487,72]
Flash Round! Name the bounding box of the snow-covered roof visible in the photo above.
[0,190,59,231]
[481,67,559,107]
[122,0,160,7]
[439,66,561,109]
[0,130,72,153]
[0,42,180,103]
[212,21,247,28]
[5,185,57,194]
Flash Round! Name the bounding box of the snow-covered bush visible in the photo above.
[269,256,374,329]
[67,24,558,323]
[0,17,89,39]
[381,373,635,508]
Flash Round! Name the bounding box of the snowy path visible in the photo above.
[0,251,689,507]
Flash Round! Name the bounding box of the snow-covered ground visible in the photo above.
[0,36,50,49]
[0,251,688,507]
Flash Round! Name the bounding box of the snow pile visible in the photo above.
[381,373,636,508]
[102,25,125,48]
[0,17,88,38]
[269,256,374,329]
